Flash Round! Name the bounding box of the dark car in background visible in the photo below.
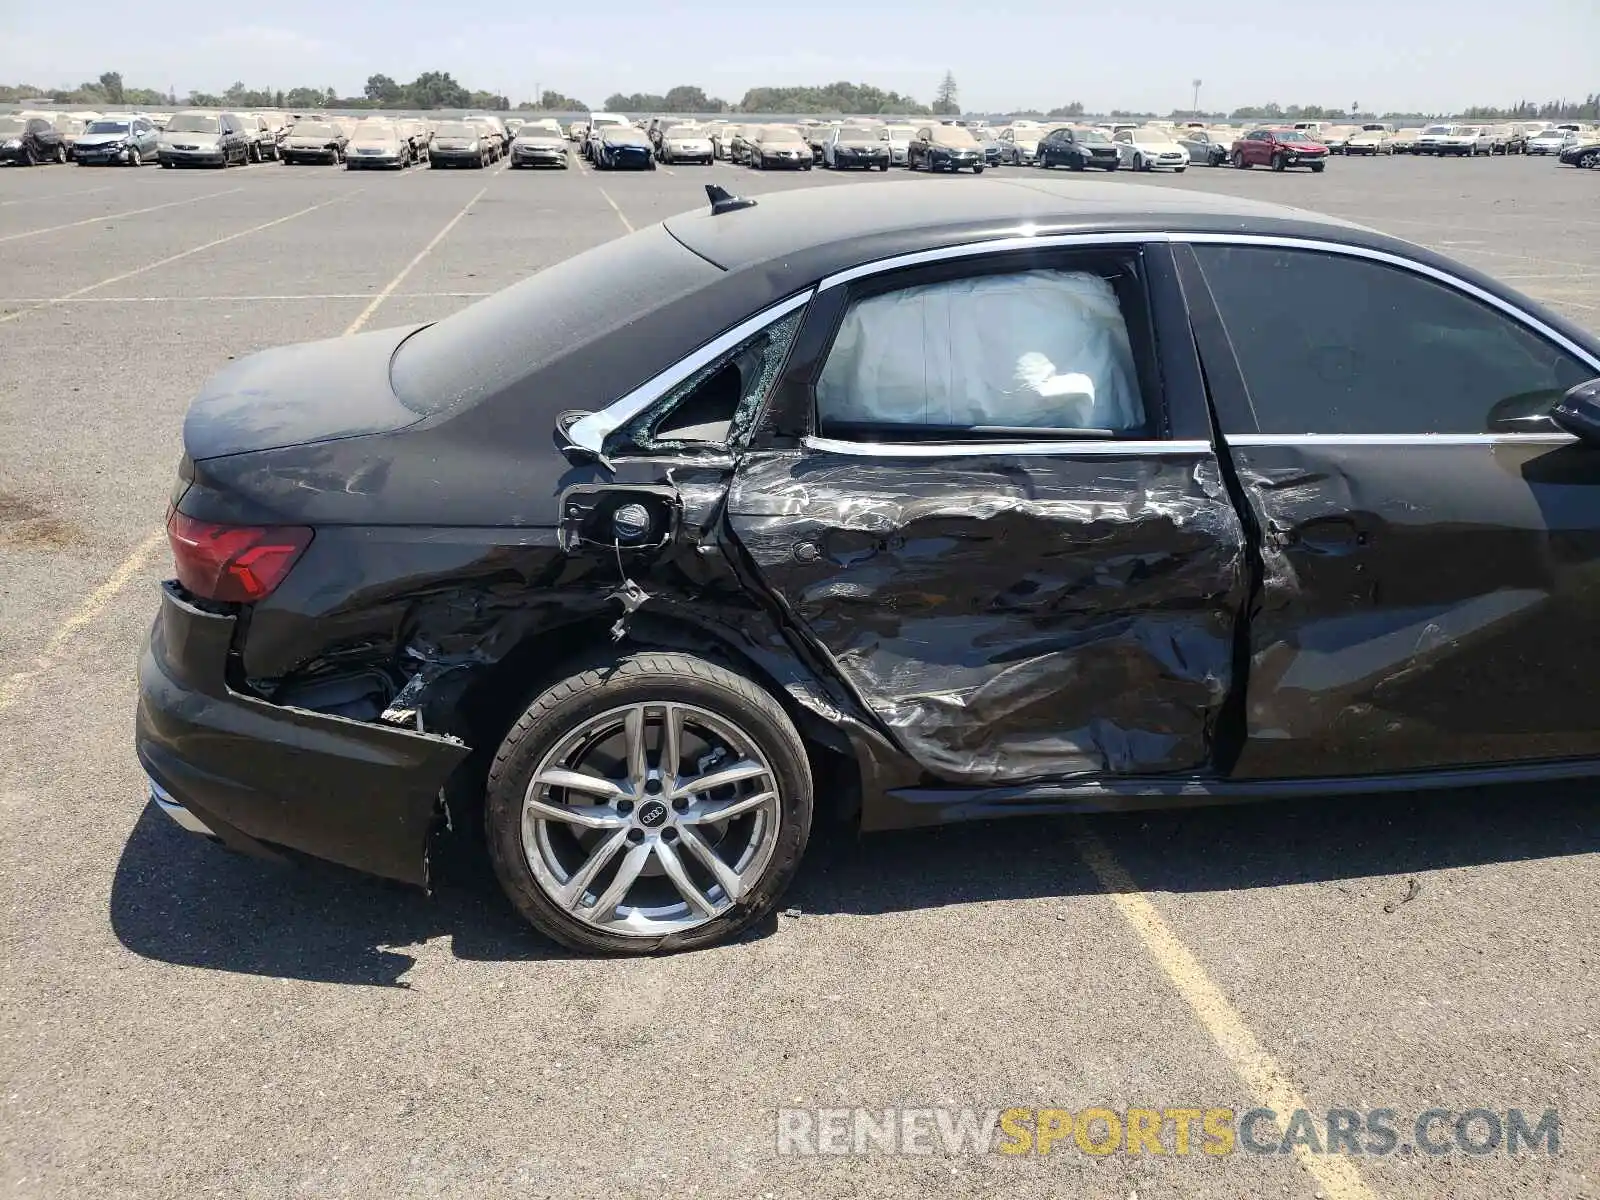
[135,178,1600,957]
[279,120,349,166]
[0,115,68,165]
[1036,125,1120,170]
[1558,137,1600,168]
[907,124,983,172]
[71,114,160,166]
[427,121,491,168]
[822,125,891,170]
[1230,127,1329,171]
[593,125,655,170]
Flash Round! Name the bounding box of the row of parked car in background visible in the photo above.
[5,108,1598,174]
[553,113,1600,174]
[0,109,581,170]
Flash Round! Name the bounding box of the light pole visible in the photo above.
[1192,78,1202,118]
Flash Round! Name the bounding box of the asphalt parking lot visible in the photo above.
[1,151,1597,1199]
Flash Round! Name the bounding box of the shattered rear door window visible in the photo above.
[815,269,1146,436]
[611,308,806,452]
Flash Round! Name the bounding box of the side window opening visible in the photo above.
[1195,245,1593,436]
[813,262,1156,442]
[611,308,805,453]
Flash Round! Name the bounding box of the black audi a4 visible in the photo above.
[138,178,1600,955]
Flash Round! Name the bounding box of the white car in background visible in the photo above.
[1525,128,1573,155]
[1344,125,1394,155]
[1431,124,1495,156]
[1113,126,1188,171]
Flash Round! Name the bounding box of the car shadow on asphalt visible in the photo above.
[111,781,1600,984]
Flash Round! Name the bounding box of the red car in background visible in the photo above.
[1230,128,1329,172]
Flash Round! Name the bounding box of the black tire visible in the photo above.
[1580,151,1600,169]
[23,144,37,167]
[55,143,68,164]
[128,147,141,167]
[485,651,814,955]
[972,165,983,174]
[1271,152,1286,172]
[1233,151,1249,169]
[1310,162,1325,173]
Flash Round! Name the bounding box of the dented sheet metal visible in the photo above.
[726,448,1249,784]
[1228,439,1600,778]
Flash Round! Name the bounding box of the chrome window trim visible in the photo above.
[1226,432,1577,447]
[804,436,1213,458]
[818,231,1171,292]
[567,289,815,454]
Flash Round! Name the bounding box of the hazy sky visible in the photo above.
[3,0,1595,113]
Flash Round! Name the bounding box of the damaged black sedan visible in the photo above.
[137,178,1600,955]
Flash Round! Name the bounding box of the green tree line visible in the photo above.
[15,73,1589,121]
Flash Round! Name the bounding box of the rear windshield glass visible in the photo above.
[390,226,720,417]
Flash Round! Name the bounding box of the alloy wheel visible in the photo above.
[520,702,782,938]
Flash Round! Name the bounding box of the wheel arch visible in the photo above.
[443,610,865,830]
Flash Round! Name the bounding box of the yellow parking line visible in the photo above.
[1075,831,1379,1200]
[344,186,487,335]
[0,188,245,243]
[0,530,165,714]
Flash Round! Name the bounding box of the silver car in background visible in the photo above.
[72,114,159,166]
[882,124,917,166]
[510,119,570,168]
[1525,128,1573,155]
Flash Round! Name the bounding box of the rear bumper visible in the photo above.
[135,582,470,885]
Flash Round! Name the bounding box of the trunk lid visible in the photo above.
[183,325,424,461]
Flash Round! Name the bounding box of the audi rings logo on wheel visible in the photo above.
[637,800,669,828]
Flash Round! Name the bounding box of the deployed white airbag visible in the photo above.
[816,269,1145,431]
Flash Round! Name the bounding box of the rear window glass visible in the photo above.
[390,227,720,417]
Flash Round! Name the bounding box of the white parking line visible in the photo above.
[344,186,487,335]
[0,184,114,207]
[1075,831,1378,1200]
[0,189,362,325]
[0,188,245,243]
[0,292,493,303]
[596,187,633,232]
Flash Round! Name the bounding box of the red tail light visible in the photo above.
[167,513,313,603]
